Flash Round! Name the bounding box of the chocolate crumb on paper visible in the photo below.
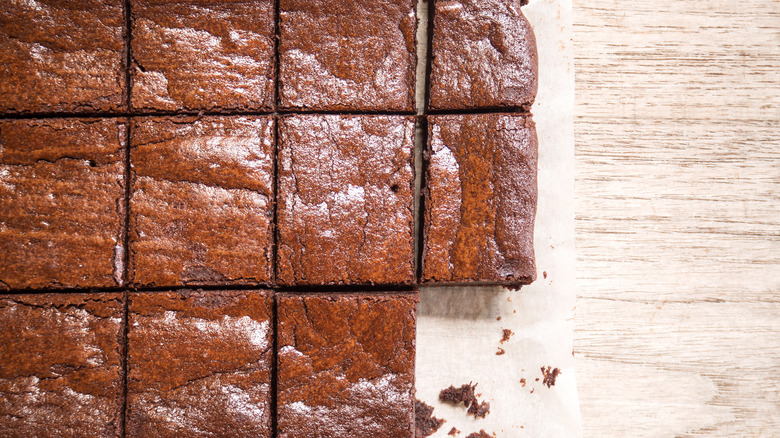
[439,382,491,418]
[541,366,562,388]
[500,329,514,343]
[495,347,505,356]
[415,399,446,438]
[465,431,495,438]
[448,427,461,436]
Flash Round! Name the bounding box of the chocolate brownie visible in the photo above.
[0,119,127,290]
[131,0,275,111]
[428,0,538,110]
[277,293,418,438]
[277,115,415,286]
[129,116,274,287]
[0,0,126,113]
[127,290,273,437]
[279,0,416,111]
[423,114,537,285]
[0,293,123,437]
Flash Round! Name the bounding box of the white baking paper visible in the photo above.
[414,0,580,436]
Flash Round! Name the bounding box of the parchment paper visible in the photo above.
[415,0,580,436]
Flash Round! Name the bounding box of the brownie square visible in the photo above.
[277,115,415,286]
[131,0,275,112]
[0,119,127,290]
[428,0,538,110]
[0,293,123,437]
[277,293,417,438]
[129,116,274,287]
[279,0,416,111]
[0,0,126,113]
[127,290,273,437]
[423,114,537,285]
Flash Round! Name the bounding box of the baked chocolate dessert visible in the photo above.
[127,289,273,437]
[130,0,276,111]
[276,293,417,438]
[278,0,416,111]
[129,116,275,287]
[276,115,416,286]
[0,0,126,113]
[0,293,124,437]
[423,114,537,285]
[428,0,538,110]
[0,119,127,290]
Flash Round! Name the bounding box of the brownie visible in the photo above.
[277,293,418,438]
[277,115,415,286]
[423,114,537,285]
[127,290,273,437]
[279,0,416,111]
[0,119,127,290]
[0,293,123,437]
[129,116,274,287]
[0,0,126,113]
[131,0,275,111]
[428,0,538,110]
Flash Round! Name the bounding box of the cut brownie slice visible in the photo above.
[131,0,275,111]
[423,114,537,285]
[127,290,273,438]
[0,119,127,290]
[276,115,415,286]
[129,116,274,287]
[277,293,418,438]
[0,293,123,437]
[428,0,538,110]
[279,0,416,111]
[0,0,126,113]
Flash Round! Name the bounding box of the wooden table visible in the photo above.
[573,0,779,435]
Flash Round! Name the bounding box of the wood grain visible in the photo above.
[573,0,780,435]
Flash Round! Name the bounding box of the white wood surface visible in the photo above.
[573,0,780,436]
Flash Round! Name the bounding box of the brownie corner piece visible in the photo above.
[130,0,276,112]
[276,115,416,286]
[128,116,275,288]
[277,292,418,438]
[0,118,127,290]
[423,113,537,285]
[278,0,416,111]
[127,289,273,437]
[0,0,126,113]
[428,0,538,110]
[0,293,124,437]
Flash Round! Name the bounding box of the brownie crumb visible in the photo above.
[465,431,495,438]
[439,383,475,407]
[448,427,460,436]
[520,378,526,387]
[500,329,514,343]
[467,400,491,419]
[496,316,501,321]
[541,366,562,388]
[543,271,548,279]
[495,347,505,356]
[439,383,490,419]
[415,399,446,438]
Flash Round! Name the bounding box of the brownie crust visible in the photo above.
[277,293,418,438]
[279,0,417,111]
[428,0,538,110]
[0,119,127,290]
[277,115,416,286]
[0,293,124,438]
[131,0,276,111]
[0,0,126,113]
[129,116,275,287]
[423,114,538,285]
[127,290,273,438]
